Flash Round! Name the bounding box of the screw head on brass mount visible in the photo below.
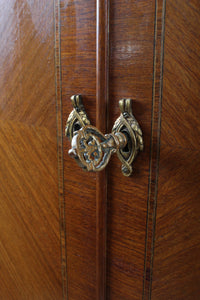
[65,95,143,176]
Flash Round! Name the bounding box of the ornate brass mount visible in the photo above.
[65,95,143,176]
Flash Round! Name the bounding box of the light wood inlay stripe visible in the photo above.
[54,0,67,299]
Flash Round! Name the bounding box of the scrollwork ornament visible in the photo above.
[65,95,90,142]
[112,99,144,176]
[65,96,143,176]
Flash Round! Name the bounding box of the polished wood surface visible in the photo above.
[54,0,68,298]
[59,0,170,299]
[0,0,63,299]
[59,0,158,298]
[2,0,199,299]
[58,0,200,298]
[60,0,97,299]
[152,0,200,298]
[143,0,166,298]
[107,1,156,299]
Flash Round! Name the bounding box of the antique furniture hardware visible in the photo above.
[65,95,143,176]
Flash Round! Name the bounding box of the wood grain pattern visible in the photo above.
[0,0,63,299]
[54,0,67,298]
[152,0,200,298]
[107,1,156,299]
[143,0,166,298]
[60,0,97,299]
[60,1,161,299]
[58,0,200,299]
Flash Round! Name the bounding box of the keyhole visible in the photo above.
[121,131,131,157]
[123,142,130,153]
[74,123,81,132]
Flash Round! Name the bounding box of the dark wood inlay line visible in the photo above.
[54,0,68,299]
[143,0,166,299]
[149,0,166,297]
[143,0,158,296]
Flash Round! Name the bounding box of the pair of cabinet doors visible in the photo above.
[0,0,199,299]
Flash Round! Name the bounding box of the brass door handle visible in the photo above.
[65,95,143,176]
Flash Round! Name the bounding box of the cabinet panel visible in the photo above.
[2,0,198,299]
[0,1,62,299]
[107,1,155,299]
[59,0,161,299]
[60,1,97,299]
[152,0,200,298]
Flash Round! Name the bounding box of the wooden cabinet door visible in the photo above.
[0,0,199,299]
[59,0,200,299]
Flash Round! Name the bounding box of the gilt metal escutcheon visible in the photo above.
[65,95,143,176]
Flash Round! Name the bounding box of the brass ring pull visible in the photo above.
[65,95,143,176]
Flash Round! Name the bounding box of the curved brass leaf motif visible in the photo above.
[112,99,144,176]
[65,95,90,141]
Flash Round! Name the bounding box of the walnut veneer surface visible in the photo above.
[0,0,199,299]
[0,1,63,299]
